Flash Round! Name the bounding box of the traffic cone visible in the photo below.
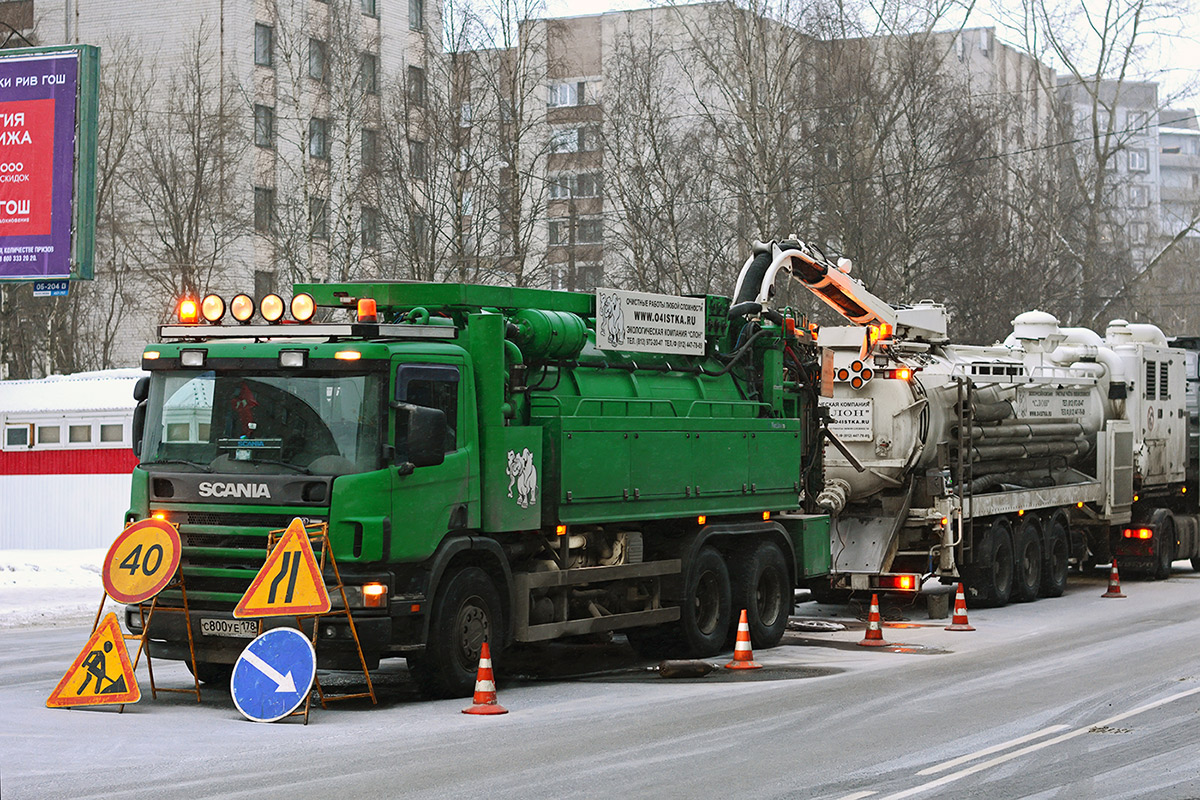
[1102,559,1126,598]
[857,593,890,647]
[944,583,975,631]
[725,609,762,670]
[462,642,508,715]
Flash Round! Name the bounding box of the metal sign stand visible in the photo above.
[257,522,377,724]
[88,570,202,711]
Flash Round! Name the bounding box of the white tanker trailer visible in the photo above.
[734,240,1200,606]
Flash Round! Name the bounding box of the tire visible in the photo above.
[1012,517,1043,602]
[1154,516,1176,581]
[186,660,233,686]
[1192,556,1200,572]
[732,540,792,649]
[1039,517,1069,598]
[408,566,503,700]
[679,546,732,658]
[965,518,1013,608]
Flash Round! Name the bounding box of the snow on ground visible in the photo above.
[0,549,122,629]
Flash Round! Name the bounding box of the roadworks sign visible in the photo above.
[46,613,140,707]
[233,518,331,618]
[102,518,182,604]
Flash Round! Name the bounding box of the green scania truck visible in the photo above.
[124,282,830,698]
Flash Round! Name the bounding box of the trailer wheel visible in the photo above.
[967,519,1013,608]
[680,546,732,657]
[732,540,792,649]
[1012,518,1043,602]
[408,566,502,699]
[1039,518,1069,598]
[1153,515,1176,581]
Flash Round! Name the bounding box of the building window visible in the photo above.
[409,0,423,31]
[361,128,379,171]
[576,217,603,243]
[361,53,379,95]
[38,425,61,444]
[309,38,327,81]
[361,206,380,249]
[1128,148,1148,172]
[548,81,585,108]
[461,189,473,217]
[549,127,599,154]
[407,65,426,107]
[1130,222,1149,244]
[5,426,28,447]
[576,172,601,197]
[550,173,601,199]
[100,424,123,443]
[309,117,329,159]
[409,139,427,179]
[412,213,427,251]
[1126,110,1150,132]
[362,0,378,16]
[310,197,329,239]
[459,102,472,127]
[254,187,274,233]
[1129,184,1149,207]
[549,175,572,199]
[254,23,273,67]
[69,424,91,443]
[254,270,275,298]
[253,105,274,148]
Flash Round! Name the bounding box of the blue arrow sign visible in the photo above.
[231,627,316,723]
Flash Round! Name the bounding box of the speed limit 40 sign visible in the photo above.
[102,519,182,604]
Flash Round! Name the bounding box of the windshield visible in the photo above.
[141,370,383,475]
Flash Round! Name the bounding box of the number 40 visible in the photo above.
[120,543,165,576]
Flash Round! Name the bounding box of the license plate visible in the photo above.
[200,618,258,638]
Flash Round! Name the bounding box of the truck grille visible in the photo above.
[156,510,327,610]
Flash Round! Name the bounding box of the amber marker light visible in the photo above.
[762,511,771,521]
[291,292,316,323]
[896,367,913,380]
[144,350,160,360]
[1077,502,1084,508]
[362,582,387,608]
[177,298,199,324]
[897,575,915,591]
[697,515,707,525]
[200,294,225,323]
[555,525,567,536]
[357,298,378,323]
[260,293,285,323]
[151,511,167,521]
[334,350,362,361]
[230,293,255,323]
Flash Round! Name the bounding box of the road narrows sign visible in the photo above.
[102,519,182,604]
[47,613,140,707]
[231,627,317,723]
[233,518,331,618]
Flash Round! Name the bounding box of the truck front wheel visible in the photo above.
[408,566,502,700]
[733,540,791,649]
[680,546,732,657]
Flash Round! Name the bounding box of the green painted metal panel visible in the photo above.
[482,426,543,531]
[779,514,832,578]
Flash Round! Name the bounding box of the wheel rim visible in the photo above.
[455,594,490,672]
[694,571,720,635]
[756,567,784,626]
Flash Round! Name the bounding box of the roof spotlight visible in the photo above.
[290,293,316,323]
[260,293,285,323]
[230,293,255,323]
[200,294,225,323]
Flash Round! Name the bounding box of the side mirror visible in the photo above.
[391,402,446,469]
[133,376,150,402]
[132,402,146,459]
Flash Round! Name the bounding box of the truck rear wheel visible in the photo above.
[680,546,732,657]
[1154,516,1176,580]
[1039,518,1069,598]
[732,540,791,649]
[408,566,502,700]
[1012,518,1043,602]
[966,519,1013,608]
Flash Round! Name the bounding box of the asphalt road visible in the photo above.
[3,566,1200,800]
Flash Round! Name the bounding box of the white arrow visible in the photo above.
[242,649,298,694]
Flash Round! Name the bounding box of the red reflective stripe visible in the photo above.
[0,448,138,475]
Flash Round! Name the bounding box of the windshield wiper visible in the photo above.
[242,458,312,475]
[140,458,214,473]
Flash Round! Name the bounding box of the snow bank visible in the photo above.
[0,549,121,628]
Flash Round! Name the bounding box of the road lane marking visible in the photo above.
[835,792,877,800]
[880,684,1200,799]
[916,725,1070,775]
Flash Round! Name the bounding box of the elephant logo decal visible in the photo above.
[506,447,538,509]
[597,291,626,348]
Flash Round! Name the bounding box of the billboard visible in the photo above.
[0,46,98,281]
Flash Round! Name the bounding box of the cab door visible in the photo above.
[388,360,477,563]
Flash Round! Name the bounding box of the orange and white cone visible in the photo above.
[857,593,889,647]
[725,609,762,670]
[1102,559,1126,598]
[462,642,508,715]
[944,583,975,631]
